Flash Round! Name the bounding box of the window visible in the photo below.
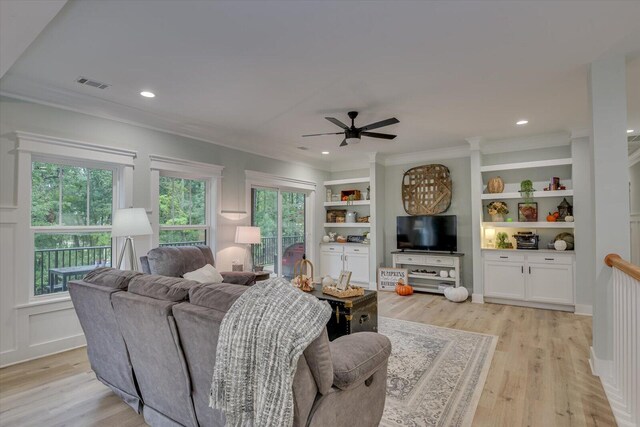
[31,161,115,296]
[158,176,207,246]
[251,187,307,280]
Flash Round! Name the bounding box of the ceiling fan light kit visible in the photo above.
[303,110,399,148]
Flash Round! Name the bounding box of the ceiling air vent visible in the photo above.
[76,76,110,89]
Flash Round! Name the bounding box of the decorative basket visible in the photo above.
[326,209,346,223]
[292,255,314,292]
[356,215,370,223]
[322,285,364,298]
[402,164,452,215]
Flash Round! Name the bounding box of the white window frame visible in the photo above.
[149,155,223,253]
[14,132,136,303]
[30,156,119,297]
[245,170,316,278]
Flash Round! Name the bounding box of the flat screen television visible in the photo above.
[396,215,457,252]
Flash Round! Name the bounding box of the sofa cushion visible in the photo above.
[145,246,215,277]
[83,267,142,290]
[184,264,224,284]
[303,329,334,395]
[188,283,247,312]
[128,274,201,302]
[330,332,392,391]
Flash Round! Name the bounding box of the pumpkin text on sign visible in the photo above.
[378,267,408,292]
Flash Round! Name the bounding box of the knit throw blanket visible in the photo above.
[209,278,331,427]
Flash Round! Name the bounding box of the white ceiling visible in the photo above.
[1,0,639,169]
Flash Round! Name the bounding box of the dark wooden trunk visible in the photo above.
[309,289,378,341]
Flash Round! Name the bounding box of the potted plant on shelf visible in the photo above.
[519,179,535,203]
[487,201,509,222]
[495,232,513,249]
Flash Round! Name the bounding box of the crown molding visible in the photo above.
[383,145,470,166]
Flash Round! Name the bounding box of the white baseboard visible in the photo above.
[471,293,484,304]
[574,304,593,316]
[589,346,612,379]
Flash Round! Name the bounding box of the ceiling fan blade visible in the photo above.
[325,117,349,129]
[301,132,344,137]
[339,139,348,147]
[361,131,397,140]
[360,117,399,132]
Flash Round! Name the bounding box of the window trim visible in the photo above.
[149,155,223,253]
[245,171,316,278]
[14,131,136,304]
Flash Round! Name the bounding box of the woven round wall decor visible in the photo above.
[402,164,452,215]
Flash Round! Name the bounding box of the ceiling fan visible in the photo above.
[303,111,399,147]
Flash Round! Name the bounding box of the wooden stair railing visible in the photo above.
[605,253,640,281]
[602,253,639,427]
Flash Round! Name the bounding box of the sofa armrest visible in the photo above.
[220,271,256,286]
[329,332,391,391]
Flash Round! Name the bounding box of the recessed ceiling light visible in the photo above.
[516,120,528,125]
[627,129,634,133]
[321,151,330,155]
[140,91,155,98]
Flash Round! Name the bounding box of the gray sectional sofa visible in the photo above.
[140,245,257,286]
[69,267,391,426]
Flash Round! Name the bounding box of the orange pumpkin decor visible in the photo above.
[547,211,560,222]
[395,279,414,296]
[487,176,505,194]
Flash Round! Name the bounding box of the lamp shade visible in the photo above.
[235,226,261,244]
[112,208,152,237]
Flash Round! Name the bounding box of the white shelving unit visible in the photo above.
[323,200,371,207]
[483,221,574,229]
[323,222,371,228]
[481,190,573,200]
[473,152,577,311]
[480,158,572,172]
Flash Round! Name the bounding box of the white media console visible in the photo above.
[392,251,463,294]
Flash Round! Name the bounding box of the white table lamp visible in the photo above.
[235,226,261,271]
[112,208,152,271]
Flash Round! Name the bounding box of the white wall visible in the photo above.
[0,96,329,366]
[383,157,474,291]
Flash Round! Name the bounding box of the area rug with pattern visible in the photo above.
[379,317,498,427]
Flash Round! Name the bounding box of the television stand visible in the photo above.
[392,252,463,295]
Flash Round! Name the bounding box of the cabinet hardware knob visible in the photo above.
[544,258,554,261]
[335,306,340,323]
[529,266,531,274]
[521,266,524,274]
[500,256,508,259]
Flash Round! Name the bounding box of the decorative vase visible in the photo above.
[491,214,505,222]
[487,176,505,194]
[322,235,330,243]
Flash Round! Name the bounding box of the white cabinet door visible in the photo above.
[345,252,370,285]
[484,261,526,300]
[320,251,343,280]
[526,263,574,304]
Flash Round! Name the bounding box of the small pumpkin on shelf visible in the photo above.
[395,279,414,296]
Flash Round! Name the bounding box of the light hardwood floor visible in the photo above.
[0,293,615,427]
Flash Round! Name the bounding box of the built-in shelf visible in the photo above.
[408,274,456,282]
[323,177,370,186]
[323,200,371,207]
[480,158,572,173]
[481,190,573,200]
[324,222,371,228]
[483,221,574,229]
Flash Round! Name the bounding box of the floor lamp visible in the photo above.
[112,208,152,271]
[235,226,261,271]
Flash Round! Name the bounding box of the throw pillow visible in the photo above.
[183,264,224,284]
